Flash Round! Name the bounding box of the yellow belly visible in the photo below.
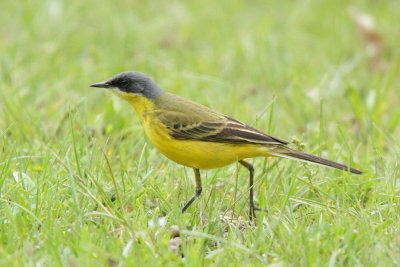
[142,119,270,169]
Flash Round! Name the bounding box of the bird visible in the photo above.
[90,71,362,219]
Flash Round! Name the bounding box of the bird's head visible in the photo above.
[90,71,164,100]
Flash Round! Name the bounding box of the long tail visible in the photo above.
[269,146,362,175]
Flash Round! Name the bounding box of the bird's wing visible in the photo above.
[155,110,289,145]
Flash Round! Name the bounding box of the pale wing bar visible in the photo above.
[164,116,289,145]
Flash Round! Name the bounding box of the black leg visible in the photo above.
[239,160,267,220]
[182,168,202,213]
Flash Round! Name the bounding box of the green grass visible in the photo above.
[1,0,400,265]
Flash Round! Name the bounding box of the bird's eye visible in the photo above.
[120,80,128,86]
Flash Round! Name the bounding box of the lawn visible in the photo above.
[1,0,400,266]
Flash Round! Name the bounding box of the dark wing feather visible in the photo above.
[156,111,288,145]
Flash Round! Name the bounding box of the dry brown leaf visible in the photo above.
[349,7,384,70]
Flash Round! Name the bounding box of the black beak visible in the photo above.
[90,81,112,88]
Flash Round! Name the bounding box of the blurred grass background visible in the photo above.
[1,0,400,265]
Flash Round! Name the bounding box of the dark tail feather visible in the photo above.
[271,147,362,175]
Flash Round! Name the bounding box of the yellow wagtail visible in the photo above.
[91,71,362,218]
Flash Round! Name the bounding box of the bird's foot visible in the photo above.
[249,204,268,221]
